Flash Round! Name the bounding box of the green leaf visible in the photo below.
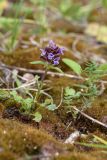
[30,61,45,65]
[33,112,42,122]
[62,58,82,75]
[21,98,33,112]
[10,91,22,103]
[49,66,63,73]
[65,87,76,96]
[94,135,107,145]
[98,63,107,72]
[46,104,57,111]
[76,142,107,149]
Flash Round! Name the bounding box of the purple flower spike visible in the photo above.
[60,47,65,55]
[40,40,64,65]
[48,53,54,60]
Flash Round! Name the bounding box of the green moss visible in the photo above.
[3,98,16,108]
[54,152,97,160]
[36,107,59,123]
[0,151,18,160]
[0,47,41,69]
[0,119,62,156]
[0,103,5,116]
[0,90,10,101]
[86,91,107,120]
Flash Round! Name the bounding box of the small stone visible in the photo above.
[23,73,34,83]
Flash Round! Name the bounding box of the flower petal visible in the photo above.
[53,57,60,65]
[48,53,54,60]
[40,49,46,56]
[49,40,56,49]
[53,60,59,65]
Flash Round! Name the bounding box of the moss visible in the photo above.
[3,98,17,108]
[36,107,74,139]
[0,90,10,101]
[54,152,97,160]
[0,47,40,69]
[36,107,59,124]
[0,103,5,116]
[0,151,18,160]
[0,118,106,160]
[86,91,107,120]
[0,118,62,157]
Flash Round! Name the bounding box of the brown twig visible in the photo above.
[72,106,107,129]
[0,62,83,80]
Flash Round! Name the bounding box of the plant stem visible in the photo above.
[35,66,48,103]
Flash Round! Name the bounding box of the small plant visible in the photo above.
[2,40,64,122]
[31,40,64,102]
[63,58,107,111]
[30,40,64,122]
[10,91,33,114]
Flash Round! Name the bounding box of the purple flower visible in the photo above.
[59,47,65,55]
[40,49,46,56]
[48,53,54,60]
[53,57,60,65]
[40,40,64,65]
[49,40,57,49]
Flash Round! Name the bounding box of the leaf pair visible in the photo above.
[30,61,63,73]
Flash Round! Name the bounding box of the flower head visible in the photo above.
[40,40,64,65]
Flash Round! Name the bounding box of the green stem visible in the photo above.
[35,66,48,103]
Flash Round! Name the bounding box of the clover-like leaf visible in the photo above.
[65,87,76,96]
[33,112,42,122]
[46,104,57,111]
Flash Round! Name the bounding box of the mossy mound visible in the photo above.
[86,91,107,120]
[0,115,106,160]
[0,151,18,160]
[0,118,64,159]
[55,152,97,160]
